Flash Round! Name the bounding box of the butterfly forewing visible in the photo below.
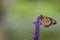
[41,16,51,27]
[51,18,57,24]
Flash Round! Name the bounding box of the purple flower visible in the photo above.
[32,16,42,40]
[33,16,42,25]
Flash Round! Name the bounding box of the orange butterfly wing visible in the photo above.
[40,15,57,27]
[41,16,51,27]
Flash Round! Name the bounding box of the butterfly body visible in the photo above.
[40,15,57,27]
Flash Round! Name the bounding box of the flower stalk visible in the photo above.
[32,16,42,40]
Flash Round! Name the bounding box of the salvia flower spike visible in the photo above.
[32,16,42,40]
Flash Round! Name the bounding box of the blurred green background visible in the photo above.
[0,0,60,40]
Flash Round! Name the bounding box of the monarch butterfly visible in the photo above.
[40,15,57,27]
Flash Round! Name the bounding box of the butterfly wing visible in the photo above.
[40,15,57,27]
[41,16,51,27]
[50,18,57,25]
